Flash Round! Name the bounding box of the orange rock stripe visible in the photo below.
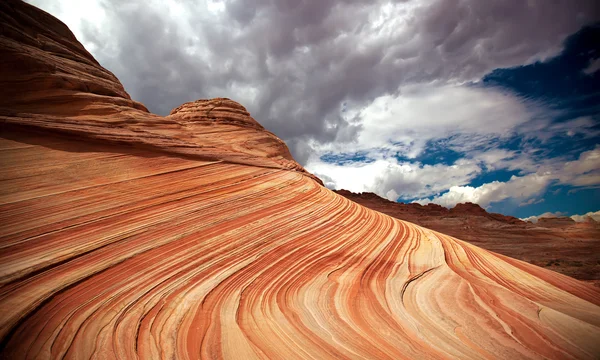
[1,137,600,359]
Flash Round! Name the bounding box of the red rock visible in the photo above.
[0,0,320,185]
[335,190,600,284]
[1,1,600,358]
[449,202,488,216]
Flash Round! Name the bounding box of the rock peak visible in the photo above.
[0,1,321,183]
[450,202,487,215]
[169,98,267,135]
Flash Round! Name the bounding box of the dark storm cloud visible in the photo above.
[28,0,600,163]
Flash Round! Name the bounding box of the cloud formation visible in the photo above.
[571,210,600,222]
[522,209,600,223]
[520,212,566,223]
[308,157,482,200]
[415,174,552,208]
[415,147,600,208]
[26,0,599,151]
[583,58,600,75]
[26,0,600,217]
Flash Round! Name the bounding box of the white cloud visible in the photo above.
[415,147,600,208]
[308,107,600,208]
[25,1,107,52]
[330,84,541,159]
[305,83,573,204]
[521,209,600,223]
[312,173,337,190]
[519,116,599,142]
[306,157,482,201]
[24,0,600,213]
[471,148,537,172]
[519,198,544,207]
[583,58,600,75]
[555,147,600,187]
[385,189,400,202]
[571,210,600,222]
[521,211,565,223]
[305,83,542,200]
[24,0,598,151]
[414,173,552,208]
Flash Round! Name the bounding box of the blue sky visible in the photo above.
[28,0,600,220]
[479,24,600,217]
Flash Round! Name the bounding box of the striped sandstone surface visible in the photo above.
[1,1,600,359]
[334,190,600,285]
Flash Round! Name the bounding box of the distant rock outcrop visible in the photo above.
[335,191,526,224]
[1,1,599,358]
[449,202,489,216]
[538,216,577,227]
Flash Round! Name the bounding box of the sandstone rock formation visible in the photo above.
[0,0,318,183]
[1,1,600,359]
[335,190,600,285]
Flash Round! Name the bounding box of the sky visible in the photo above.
[27,0,600,220]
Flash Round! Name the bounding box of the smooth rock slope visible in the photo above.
[1,1,599,359]
[335,190,600,285]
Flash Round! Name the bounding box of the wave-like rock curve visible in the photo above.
[1,1,599,359]
[0,0,317,183]
[334,190,600,284]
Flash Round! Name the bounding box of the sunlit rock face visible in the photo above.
[1,1,599,359]
[335,190,600,285]
[0,0,316,183]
